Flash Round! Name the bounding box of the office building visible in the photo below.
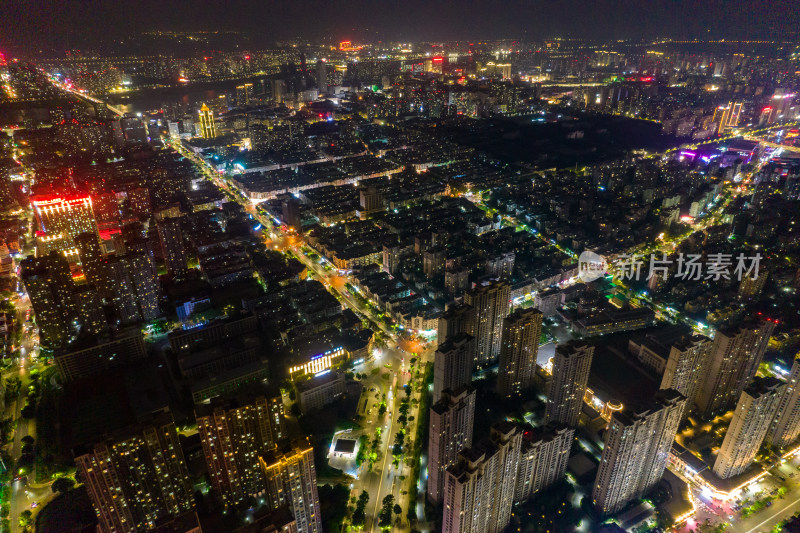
[544,342,594,427]
[442,422,522,533]
[767,357,800,449]
[76,417,194,533]
[296,371,346,413]
[659,335,711,417]
[20,252,77,347]
[714,377,785,479]
[199,103,217,138]
[464,280,510,365]
[168,313,258,353]
[514,423,574,503]
[433,333,474,403]
[157,216,189,278]
[427,385,476,503]
[496,308,543,397]
[271,79,286,104]
[259,439,323,533]
[197,396,286,505]
[696,319,775,416]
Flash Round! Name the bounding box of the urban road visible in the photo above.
[168,139,433,532]
[63,83,800,531]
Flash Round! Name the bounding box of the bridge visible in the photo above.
[65,87,125,116]
[744,136,800,155]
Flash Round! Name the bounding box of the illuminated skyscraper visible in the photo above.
[427,385,475,504]
[75,231,105,290]
[433,333,474,403]
[157,216,189,278]
[713,377,784,479]
[197,397,286,505]
[545,342,594,427]
[659,335,711,418]
[71,284,108,337]
[199,103,217,139]
[236,83,253,106]
[21,252,77,347]
[76,417,194,533]
[514,423,574,503]
[464,280,510,365]
[496,308,543,398]
[123,252,160,321]
[696,319,775,416]
[259,438,323,533]
[442,422,522,533]
[316,60,328,93]
[437,302,474,346]
[592,390,686,515]
[100,256,141,325]
[32,194,98,246]
[712,101,744,132]
[767,356,800,449]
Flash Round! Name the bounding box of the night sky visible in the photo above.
[2,0,799,55]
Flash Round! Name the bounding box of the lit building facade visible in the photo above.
[545,342,594,427]
[659,334,711,418]
[592,389,686,516]
[714,377,784,479]
[442,422,522,533]
[697,319,775,416]
[767,356,800,449]
[76,418,194,533]
[197,396,286,505]
[433,333,474,403]
[199,103,217,138]
[427,385,476,503]
[464,280,510,365]
[157,216,189,278]
[514,422,574,503]
[32,194,98,246]
[496,308,543,398]
[21,252,77,347]
[288,347,345,380]
[259,439,323,533]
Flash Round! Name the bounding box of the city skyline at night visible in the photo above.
[2,2,800,532]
